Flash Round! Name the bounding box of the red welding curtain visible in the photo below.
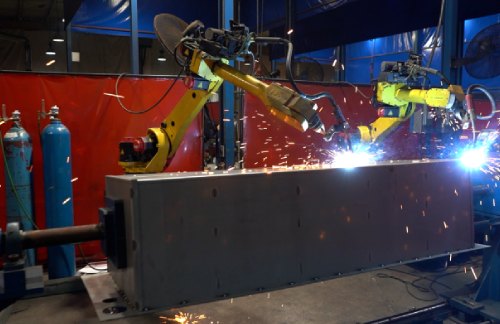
[242,82,422,168]
[0,72,203,260]
[242,81,494,167]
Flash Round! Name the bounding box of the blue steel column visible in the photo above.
[441,0,463,84]
[220,0,235,167]
[130,0,139,74]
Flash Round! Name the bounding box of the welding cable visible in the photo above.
[114,66,184,115]
[285,40,348,128]
[464,84,497,143]
[381,259,482,302]
[376,273,439,302]
[466,84,498,121]
[254,36,349,132]
[420,0,446,89]
[115,43,188,115]
[336,81,372,100]
[0,130,38,230]
[203,104,218,136]
[426,0,446,69]
[76,243,107,272]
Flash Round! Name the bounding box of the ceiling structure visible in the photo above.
[0,0,499,54]
[240,0,500,55]
[0,0,65,31]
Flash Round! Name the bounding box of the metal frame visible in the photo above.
[219,0,235,168]
[130,0,139,74]
[441,0,463,84]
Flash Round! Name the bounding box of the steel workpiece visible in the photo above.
[103,159,474,311]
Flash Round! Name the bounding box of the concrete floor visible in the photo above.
[4,260,480,324]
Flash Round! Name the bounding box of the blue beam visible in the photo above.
[220,0,235,168]
[130,0,139,74]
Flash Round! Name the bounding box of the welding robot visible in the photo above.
[0,13,498,323]
[94,14,500,322]
[323,53,468,153]
[118,19,472,172]
[361,54,466,144]
[0,11,350,306]
[117,13,349,173]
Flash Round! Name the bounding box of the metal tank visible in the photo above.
[3,109,35,266]
[41,105,75,279]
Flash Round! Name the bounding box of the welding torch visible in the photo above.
[253,36,351,143]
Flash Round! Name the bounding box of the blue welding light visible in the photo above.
[460,147,487,169]
[334,151,376,169]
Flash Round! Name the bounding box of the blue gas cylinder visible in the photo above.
[3,110,35,266]
[41,106,75,279]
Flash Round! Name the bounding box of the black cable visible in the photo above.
[114,66,184,115]
[336,81,372,99]
[420,0,446,90]
[376,273,439,302]
[386,267,452,290]
[203,105,217,134]
[426,0,446,69]
[467,84,498,121]
[77,243,107,272]
[254,36,349,146]
[174,42,187,67]
[284,39,348,129]
[377,259,482,303]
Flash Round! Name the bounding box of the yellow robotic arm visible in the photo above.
[356,56,465,143]
[118,50,224,173]
[357,83,464,143]
[118,14,328,173]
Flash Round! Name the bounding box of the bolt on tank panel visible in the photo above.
[105,159,473,311]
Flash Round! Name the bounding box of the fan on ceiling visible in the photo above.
[455,23,500,79]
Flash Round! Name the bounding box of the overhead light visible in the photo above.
[45,42,56,56]
[157,49,166,62]
[52,32,64,42]
[46,59,56,66]
[287,28,294,35]
[52,15,65,42]
[332,59,338,67]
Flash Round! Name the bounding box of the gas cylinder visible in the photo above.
[3,110,35,266]
[41,105,75,279]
